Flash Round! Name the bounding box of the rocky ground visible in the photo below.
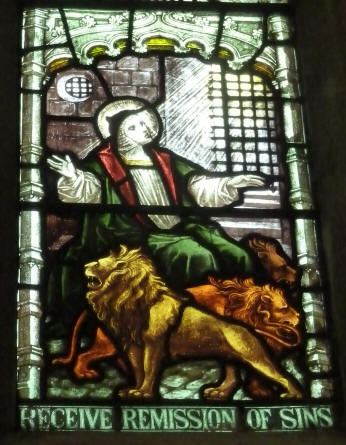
[47,340,303,401]
[48,359,227,400]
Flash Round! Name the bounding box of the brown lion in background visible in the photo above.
[244,235,297,286]
[188,276,301,353]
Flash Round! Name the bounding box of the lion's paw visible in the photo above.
[118,388,131,398]
[118,388,153,399]
[74,367,99,380]
[203,387,228,400]
[128,389,153,399]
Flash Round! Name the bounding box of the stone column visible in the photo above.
[295,218,332,398]
[286,147,313,210]
[21,9,48,163]
[270,14,332,398]
[295,218,321,285]
[306,338,332,374]
[18,211,44,399]
[270,16,313,211]
[17,290,43,399]
[268,14,291,41]
[19,168,44,203]
[302,291,332,399]
[302,292,327,334]
[18,8,48,399]
[22,8,48,49]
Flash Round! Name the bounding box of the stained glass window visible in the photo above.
[18,0,339,433]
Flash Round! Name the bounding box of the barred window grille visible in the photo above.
[65,76,93,99]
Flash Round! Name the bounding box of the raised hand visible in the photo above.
[227,174,265,189]
[47,155,78,181]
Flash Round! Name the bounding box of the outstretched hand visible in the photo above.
[228,174,265,189]
[47,155,77,181]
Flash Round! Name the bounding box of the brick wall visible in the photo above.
[97,56,161,103]
[46,121,98,158]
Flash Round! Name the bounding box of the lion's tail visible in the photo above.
[52,310,88,366]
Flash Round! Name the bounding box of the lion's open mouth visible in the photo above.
[255,324,301,348]
[277,326,298,343]
[86,273,102,290]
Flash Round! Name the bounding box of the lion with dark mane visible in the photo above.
[244,235,298,285]
[70,244,301,400]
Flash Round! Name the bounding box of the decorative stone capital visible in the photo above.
[22,9,49,49]
[268,15,292,41]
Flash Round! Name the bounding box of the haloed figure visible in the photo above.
[47,99,266,335]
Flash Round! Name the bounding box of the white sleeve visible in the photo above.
[57,169,102,203]
[187,175,239,207]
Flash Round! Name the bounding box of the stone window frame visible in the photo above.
[1,0,346,441]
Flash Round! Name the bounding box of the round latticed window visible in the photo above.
[65,76,92,99]
[56,73,93,102]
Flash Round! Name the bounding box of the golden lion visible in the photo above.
[188,277,301,353]
[78,245,302,400]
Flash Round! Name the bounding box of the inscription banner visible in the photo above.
[19,405,335,432]
[243,405,334,431]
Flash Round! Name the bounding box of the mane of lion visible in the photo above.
[207,276,298,351]
[208,276,278,319]
[86,245,179,345]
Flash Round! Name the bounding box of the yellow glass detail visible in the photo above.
[115,40,127,51]
[47,58,71,74]
[87,46,108,58]
[217,48,233,60]
[253,62,275,79]
[120,155,154,167]
[186,41,204,52]
[145,38,175,51]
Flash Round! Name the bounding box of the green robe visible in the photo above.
[46,150,254,335]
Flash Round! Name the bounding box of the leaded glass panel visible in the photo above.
[18,2,338,433]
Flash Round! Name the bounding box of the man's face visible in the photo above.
[122,113,156,146]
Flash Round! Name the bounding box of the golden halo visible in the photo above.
[97,99,159,139]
